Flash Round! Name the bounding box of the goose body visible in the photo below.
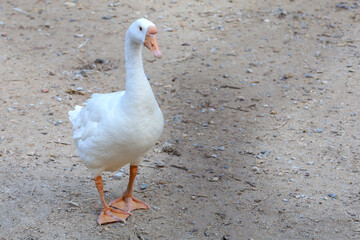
[69,87,163,175]
[68,18,163,224]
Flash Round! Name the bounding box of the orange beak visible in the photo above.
[144,26,162,58]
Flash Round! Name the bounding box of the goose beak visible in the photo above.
[144,26,162,58]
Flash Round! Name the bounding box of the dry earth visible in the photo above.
[1,0,360,239]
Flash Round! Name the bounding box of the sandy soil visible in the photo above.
[1,0,360,239]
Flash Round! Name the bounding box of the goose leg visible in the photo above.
[95,176,131,225]
[110,165,150,212]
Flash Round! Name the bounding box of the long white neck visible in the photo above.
[125,35,145,84]
[123,33,156,109]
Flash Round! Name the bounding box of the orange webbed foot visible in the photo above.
[110,196,150,213]
[97,207,131,225]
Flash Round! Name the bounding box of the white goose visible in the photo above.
[69,18,164,225]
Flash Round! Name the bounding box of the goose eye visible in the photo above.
[139,26,143,31]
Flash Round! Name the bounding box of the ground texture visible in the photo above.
[1,0,360,239]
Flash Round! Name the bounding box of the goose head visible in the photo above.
[127,18,162,58]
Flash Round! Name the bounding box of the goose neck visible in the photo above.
[125,37,145,83]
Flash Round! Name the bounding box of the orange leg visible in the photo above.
[110,165,150,212]
[94,176,131,225]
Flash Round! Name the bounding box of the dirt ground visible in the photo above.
[1,0,360,239]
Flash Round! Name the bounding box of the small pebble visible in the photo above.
[155,161,165,168]
[328,193,337,199]
[260,151,270,157]
[113,170,124,180]
[336,3,348,9]
[163,27,173,32]
[74,34,84,38]
[209,177,219,182]
[27,151,36,156]
[54,120,63,126]
[247,68,253,73]
[41,88,49,93]
[305,73,312,78]
[251,166,261,174]
[218,146,225,151]
[237,96,245,101]
[64,2,76,7]
[102,15,112,20]
[140,183,148,190]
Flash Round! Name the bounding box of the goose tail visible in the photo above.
[68,105,83,126]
